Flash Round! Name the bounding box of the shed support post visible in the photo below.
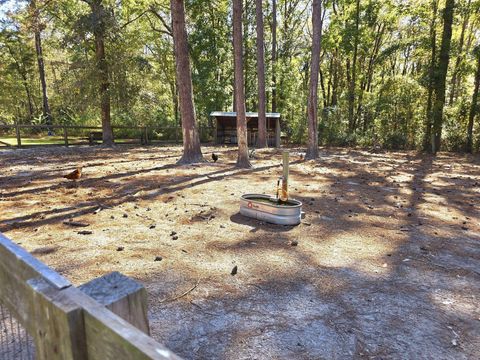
[214,118,218,144]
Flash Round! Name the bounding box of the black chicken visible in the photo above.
[212,153,218,163]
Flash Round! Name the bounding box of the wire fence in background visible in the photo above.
[0,302,35,360]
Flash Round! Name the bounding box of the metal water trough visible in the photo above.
[240,194,303,225]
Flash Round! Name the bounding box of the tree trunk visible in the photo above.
[431,0,455,153]
[233,0,251,168]
[347,0,360,133]
[233,63,237,111]
[466,47,480,153]
[88,0,114,146]
[271,0,277,113]
[5,44,34,121]
[256,0,267,148]
[168,77,179,127]
[305,0,322,160]
[366,23,385,93]
[95,32,114,146]
[174,82,179,127]
[361,22,385,131]
[331,48,339,107]
[423,0,439,151]
[449,0,471,105]
[243,0,251,110]
[35,31,52,125]
[170,0,204,163]
[326,56,333,106]
[30,0,52,128]
[319,67,327,108]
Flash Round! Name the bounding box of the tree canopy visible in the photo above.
[1,0,479,151]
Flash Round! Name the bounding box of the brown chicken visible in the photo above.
[64,167,82,181]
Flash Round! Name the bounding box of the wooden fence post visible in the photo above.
[15,122,21,148]
[0,233,181,360]
[63,126,69,147]
[143,126,149,145]
[27,278,86,360]
[79,272,150,335]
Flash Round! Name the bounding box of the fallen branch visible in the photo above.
[159,279,200,303]
[63,221,89,227]
[97,203,114,209]
[189,203,209,207]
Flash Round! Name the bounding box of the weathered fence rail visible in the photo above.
[0,232,181,359]
[0,124,214,148]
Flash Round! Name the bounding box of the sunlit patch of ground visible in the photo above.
[1,145,479,359]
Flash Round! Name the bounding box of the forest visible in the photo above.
[0,0,479,153]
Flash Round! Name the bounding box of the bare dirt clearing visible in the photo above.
[1,145,479,359]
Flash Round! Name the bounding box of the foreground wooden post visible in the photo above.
[79,271,150,335]
[0,232,180,360]
[15,122,21,148]
[68,286,179,360]
[27,278,86,360]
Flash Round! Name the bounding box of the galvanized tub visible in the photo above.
[240,194,303,225]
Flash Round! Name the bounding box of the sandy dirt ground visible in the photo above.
[0,145,479,360]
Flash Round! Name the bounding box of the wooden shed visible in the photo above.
[210,111,281,147]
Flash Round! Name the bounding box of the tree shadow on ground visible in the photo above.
[0,156,301,232]
[140,151,480,359]
[2,146,479,359]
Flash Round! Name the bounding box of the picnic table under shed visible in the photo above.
[210,111,281,147]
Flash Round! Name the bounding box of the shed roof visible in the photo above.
[210,111,280,118]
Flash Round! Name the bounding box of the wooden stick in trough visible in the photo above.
[281,151,289,202]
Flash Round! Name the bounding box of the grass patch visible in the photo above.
[0,136,142,146]
[0,136,67,146]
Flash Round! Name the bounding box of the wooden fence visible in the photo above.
[0,124,214,148]
[0,232,182,359]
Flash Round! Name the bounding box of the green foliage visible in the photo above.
[442,99,470,151]
[188,0,233,126]
[0,0,479,150]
